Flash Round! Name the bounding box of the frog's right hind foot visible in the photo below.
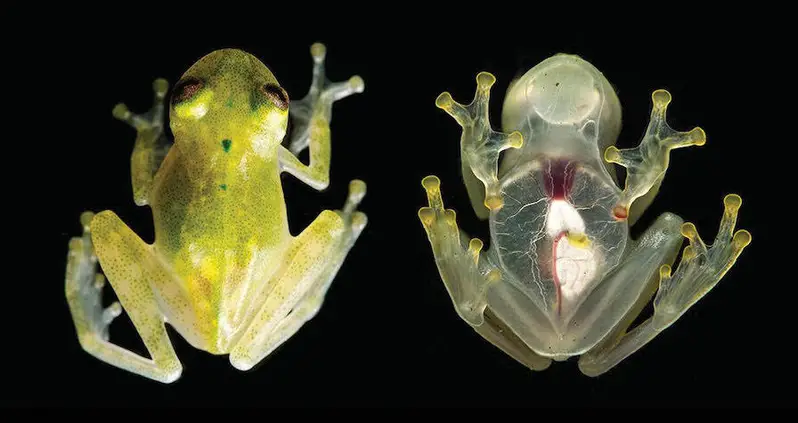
[653,194,752,330]
[112,78,173,206]
[65,211,122,344]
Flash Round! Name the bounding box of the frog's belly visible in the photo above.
[487,158,628,356]
[160,241,289,354]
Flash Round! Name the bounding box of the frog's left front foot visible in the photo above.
[604,90,706,222]
[652,194,752,330]
[287,42,364,155]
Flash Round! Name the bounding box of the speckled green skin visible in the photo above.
[65,45,367,383]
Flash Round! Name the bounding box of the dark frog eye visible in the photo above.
[260,83,289,110]
[171,76,204,105]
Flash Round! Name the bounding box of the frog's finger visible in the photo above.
[112,78,169,131]
[435,91,470,126]
[112,103,149,130]
[606,89,707,220]
[323,75,365,102]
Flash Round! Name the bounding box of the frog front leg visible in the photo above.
[435,72,524,220]
[604,90,706,224]
[578,196,751,376]
[65,210,199,383]
[418,176,552,371]
[229,181,367,371]
[279,42,364,190]
[111,78,172,206]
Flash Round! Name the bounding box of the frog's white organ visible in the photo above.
[546,199,597,314]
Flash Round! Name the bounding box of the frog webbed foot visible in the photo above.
[112,78,169,131]
[604,89,706,221]
[112,78,172,206]
[287,42,364,156]
[652,194,751,330]
[65,212,123,343]
[436,72,524,215]
[418,176,499,326]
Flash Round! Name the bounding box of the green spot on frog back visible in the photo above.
[220,184,227,191]
[221,139,232,152]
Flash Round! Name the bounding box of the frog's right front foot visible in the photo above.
[65,212,122,345]
[436,72,524,213]
[287,42,365,155]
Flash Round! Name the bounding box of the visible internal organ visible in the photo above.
[542,159,597,315]
[544,159,576,200]
[551,230,596,315]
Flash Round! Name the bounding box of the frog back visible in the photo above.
[148,144,290,351]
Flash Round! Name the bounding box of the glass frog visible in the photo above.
[64,43,367,383]
[418,54,751,376]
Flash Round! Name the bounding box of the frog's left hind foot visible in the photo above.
[66,210,188,383]
[229,180,368,371]
[653,194,752,329]
[287,42,364,156]
[65,211,123,343]
[112,78,172,206]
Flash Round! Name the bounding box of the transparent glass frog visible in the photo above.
[419,54,751,376]
[64,43,367,383]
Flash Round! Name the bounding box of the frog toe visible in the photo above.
[653,194,751,328]
[341,179,368,232]
[65,211,124,344]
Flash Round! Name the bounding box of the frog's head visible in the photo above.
[169,48,289,155]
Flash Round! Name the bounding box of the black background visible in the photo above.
[7,9,785,407]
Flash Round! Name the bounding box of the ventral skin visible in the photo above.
[65,43,367,383]
[419,54,751,376]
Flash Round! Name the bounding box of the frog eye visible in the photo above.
[171,77,204,105]
[260,84,289,110]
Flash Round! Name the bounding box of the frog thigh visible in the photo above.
[80,211,200,382]
[230,182,367,371]
[576,212,685,376]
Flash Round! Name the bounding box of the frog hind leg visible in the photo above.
[111,78,172,206]
[418,176,551,371]
[578,195,751,377]
[229,180,367,371]
[65,210,193,383]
